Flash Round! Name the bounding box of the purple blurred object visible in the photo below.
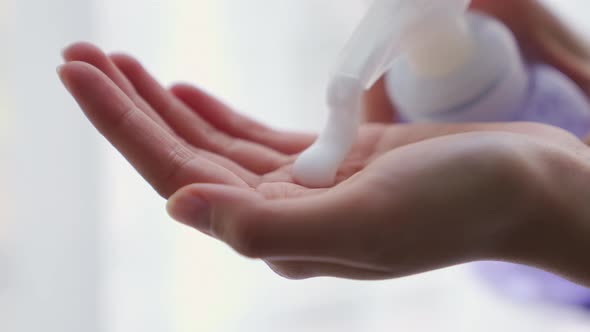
[476,262,590,307]
[517,64,590,138]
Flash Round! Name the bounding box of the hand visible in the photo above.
[364,0,590,122]
[166,125,590,283]
[59,42,590,283]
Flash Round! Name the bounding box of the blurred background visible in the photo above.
[1,0,590,331]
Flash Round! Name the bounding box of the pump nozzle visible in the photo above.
[334,0,472,88]
[293,0,473,188]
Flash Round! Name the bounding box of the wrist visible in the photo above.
[509,144,590,286]
[553,149,590,286]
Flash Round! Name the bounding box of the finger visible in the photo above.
[62,42,175,134]
[471,0,590,95]
[538,35,590,96]
[166,182,384,267]
[64,44,259,185]
[363,77,399,123]
[110,54,291,174]
[58,62,248,197]
[265,260,391,280]
[170,84,316,154]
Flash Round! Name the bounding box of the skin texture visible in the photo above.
[57,0,590,284]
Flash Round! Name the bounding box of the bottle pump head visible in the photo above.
[293,0,475,188]
[333,0,473,89]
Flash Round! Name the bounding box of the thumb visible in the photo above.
[167,184,262,237]
[166,182,381,264]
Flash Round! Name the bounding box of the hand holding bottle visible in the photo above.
[365,0,590,123]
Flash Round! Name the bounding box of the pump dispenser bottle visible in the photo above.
[293,0,590,306]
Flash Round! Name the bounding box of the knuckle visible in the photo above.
[153,146,193,198]
[160,145,194,184]
[112,105,138,131]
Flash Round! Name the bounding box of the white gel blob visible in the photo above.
[293,76,363,188]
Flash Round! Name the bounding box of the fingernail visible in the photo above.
[167,195,211,232]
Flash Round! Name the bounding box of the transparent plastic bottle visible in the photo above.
[386,12,590,139]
